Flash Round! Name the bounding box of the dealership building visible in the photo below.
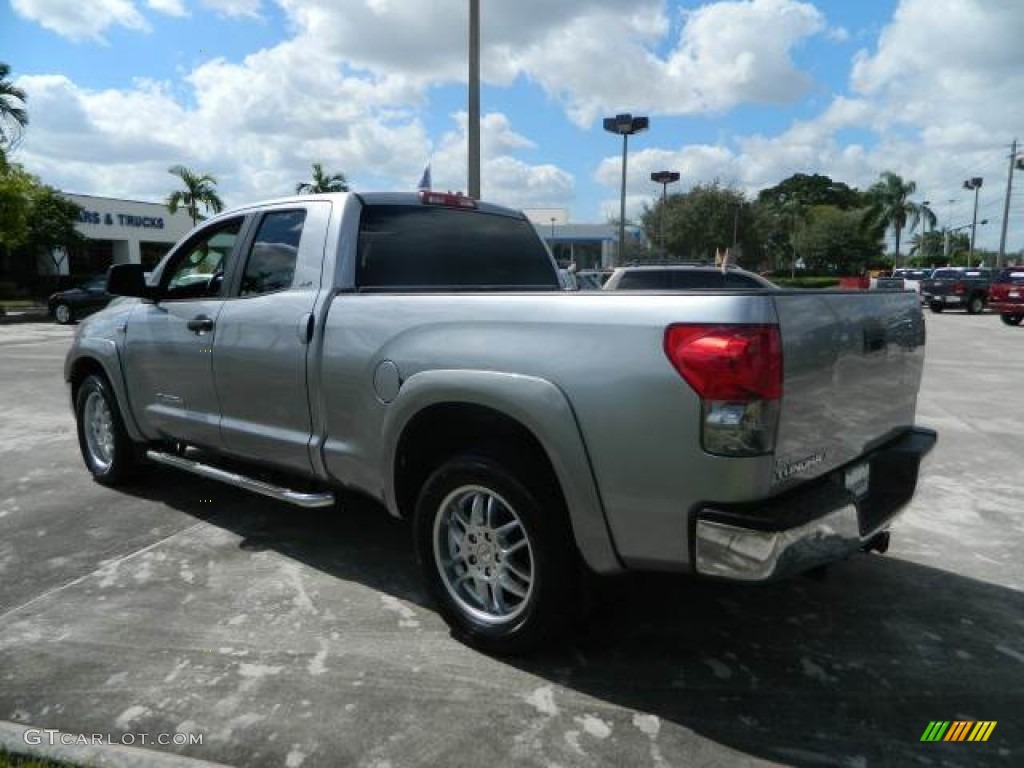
[41,193,194,278]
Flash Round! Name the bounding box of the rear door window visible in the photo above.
[356,205,558,290]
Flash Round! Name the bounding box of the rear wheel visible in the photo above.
[929,302,943,314]
[413,452,576,654]
[966,295,985,315]
[1001,313,1023,326]
[75,375,140,486]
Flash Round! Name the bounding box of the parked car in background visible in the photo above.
[987,267,1024,326]
[603,264,777,290]
[920,267,993,314]
[890,267,933,300]
[48,275,114,324]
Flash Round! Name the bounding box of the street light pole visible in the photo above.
[603,113,649,265]
[920,200,931,261]
[997,138,1022,268]
[650,170,680,259]
[963,177,983,265]
[467,0,480,199]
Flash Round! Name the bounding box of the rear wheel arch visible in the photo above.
[393,403,564,523]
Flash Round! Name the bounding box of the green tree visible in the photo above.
[0,62,29,159]
[866,171,935,266]
[757,173,863,210]
[166,165,224,227]
[908,230,946,265]
[793,205,883,274]
[0,162,33,254]
[296,162,349,194]
[26,185,84,279]
[642,183,760,267]
[0,163,83,282]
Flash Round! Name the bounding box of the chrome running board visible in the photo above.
[146,450,335,509]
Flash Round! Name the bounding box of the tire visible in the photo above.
[413,452,576,654]
[929,302,943,314]
[1001,313,1023,326]
[75,374,140,486]
[966,295,985,315]
[53,303,73,325]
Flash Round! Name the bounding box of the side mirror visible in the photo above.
[106,264,155,299]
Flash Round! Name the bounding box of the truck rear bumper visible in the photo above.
[693,427,937,581]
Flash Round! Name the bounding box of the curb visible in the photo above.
[0,721,234,768]
[0,309,51,325]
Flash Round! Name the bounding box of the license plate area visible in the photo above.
[845,461,870,498]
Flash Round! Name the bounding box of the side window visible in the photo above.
[239,210,306,296]
[723,272,761,289]
[163,219,243,301]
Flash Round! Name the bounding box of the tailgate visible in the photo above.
[770,291,925,490]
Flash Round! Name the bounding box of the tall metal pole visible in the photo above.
[969,185,980,265]
[468,0,481,199]
[660,182,668,257]
[618,133,628,265]
[998,138,1017,268]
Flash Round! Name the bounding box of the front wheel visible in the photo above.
[75,375,140,486]
[929,302,944,314]
[53,303,73,324]
[966,295,985,315]
[413,453,576,654]
[1001,313,1023,326]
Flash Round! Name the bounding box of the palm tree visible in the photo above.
[867,171,934,266]
[0,62,29,155]
[166,165,225,227]
[295,162,349,194]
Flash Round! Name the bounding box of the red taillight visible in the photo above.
[990,284,1008,299]
[664,324,782,401]
[953,281,966,295]
[418,190,477,209]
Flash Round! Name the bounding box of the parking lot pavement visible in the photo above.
[0,314,1021,767]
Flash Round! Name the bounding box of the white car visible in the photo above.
[891,268,933,301]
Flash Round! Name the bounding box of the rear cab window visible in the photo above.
[356,204,558,291]
[995,269,1024,284]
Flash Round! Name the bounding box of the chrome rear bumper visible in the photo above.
[693,427,937,581]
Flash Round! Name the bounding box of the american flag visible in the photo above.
[417,164,431,191]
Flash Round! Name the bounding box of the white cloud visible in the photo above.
[201,0,261,19]
[274,0,825,127]
[148,0,188,17]
[11,0,149,42]
[587,0,1024,251]
[15,36,574,213]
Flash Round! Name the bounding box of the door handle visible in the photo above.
[187,315,215,334]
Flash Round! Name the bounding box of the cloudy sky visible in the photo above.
[3,0,1024,251]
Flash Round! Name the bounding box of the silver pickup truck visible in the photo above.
[66,191,936,652]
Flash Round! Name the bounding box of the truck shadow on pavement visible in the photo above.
[124,468,1023,768]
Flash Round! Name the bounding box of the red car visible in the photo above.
[988,267,1024,326]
